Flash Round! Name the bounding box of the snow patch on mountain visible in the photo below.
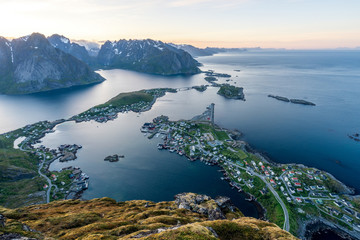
[20,35,30,41]
[60,36,70,44]
[5,42,14,63]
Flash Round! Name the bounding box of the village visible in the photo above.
[70,88,176,123]
[5,120,89,203]
[140,104,360,236]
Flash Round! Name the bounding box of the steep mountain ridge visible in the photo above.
[0,33,203,94]
[0,37,13,80]
[48,34,93,64]
[97,39,201,75]
[0,33,104,94]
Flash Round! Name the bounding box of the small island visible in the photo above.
[348,133,360,142]
[58,144,82,162]
[204,76,217,82]
[217,84,245,100]
[268,94,316,106]
[104,154,125,162]
[290,99,316,106]
[192,85,208,92]
[268,94,290,102]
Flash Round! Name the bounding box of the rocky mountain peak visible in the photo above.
[47,34,91,64]
[97,38,201,75]
[0,33,104,94]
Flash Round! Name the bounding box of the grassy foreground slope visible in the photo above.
[0,196,297,240]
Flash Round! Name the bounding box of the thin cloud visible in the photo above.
[168,0,249,7]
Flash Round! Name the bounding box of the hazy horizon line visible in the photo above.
[3,32,360,51]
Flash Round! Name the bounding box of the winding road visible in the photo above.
[37,153,52,203]
[20,139,53,203]
[257,173,290,231]
[228,162,290,231]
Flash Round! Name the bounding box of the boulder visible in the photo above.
[0,214,5,227]
[174,193,241,220]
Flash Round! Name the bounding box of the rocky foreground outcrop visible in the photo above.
[0,193,297,239]
[175,192,240,220]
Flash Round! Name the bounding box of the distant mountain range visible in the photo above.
[47,34,201,75]
[0,33,104,94]
[0,33,203,94]
[169,43,253,58]
[97,39,201,75]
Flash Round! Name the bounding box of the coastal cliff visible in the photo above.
[0,193,297,240]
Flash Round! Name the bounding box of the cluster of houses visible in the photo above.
[142,118,230,165]
[7,119,90,201]
[329,198,360,225]
[63,166,89,192]
[72,89,175,124]
[73,101,146,123]
[279,168,360,229]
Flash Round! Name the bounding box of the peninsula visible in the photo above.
[70,88,177,123]
[141,104,360,239]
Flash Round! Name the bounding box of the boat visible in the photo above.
[82,181,89,190]
[245,195,255,201]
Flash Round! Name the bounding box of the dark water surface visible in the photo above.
[1,50,360,223]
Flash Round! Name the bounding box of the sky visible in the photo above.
[0,0,359,49]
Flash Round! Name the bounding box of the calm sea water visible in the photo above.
[1,50,360,218]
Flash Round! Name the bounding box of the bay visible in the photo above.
[1,50,360,219]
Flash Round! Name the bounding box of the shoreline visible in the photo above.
[300,217,360,240]
[244,140,357,195]
[141,113,360,239]
[2,89,360,239]
[239,137,360,239]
